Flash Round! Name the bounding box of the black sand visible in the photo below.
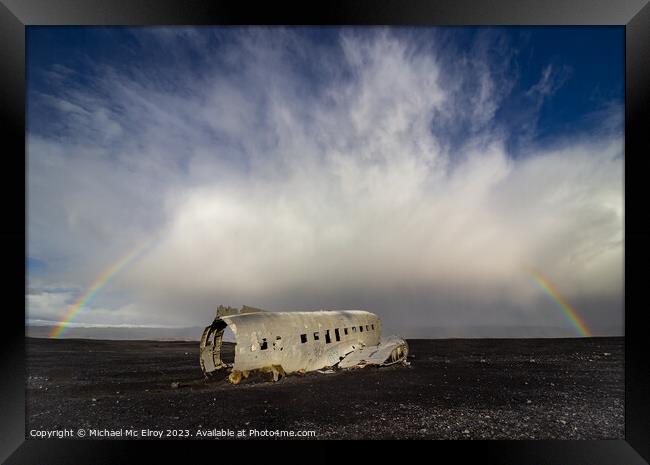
[26,337,623,439]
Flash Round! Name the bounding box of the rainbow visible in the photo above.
[525,267,592,337]
[49,240,154,338]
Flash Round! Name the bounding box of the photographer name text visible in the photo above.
[29,428,316,438]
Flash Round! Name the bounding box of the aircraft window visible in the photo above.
[260,338,268,350]
[334,328,341,342]
[344,327,349,335]
[300,334,307,343]
[352,327,357,333]
[325,329,332,344]
[359,326,364,333]
[313,331,320,341]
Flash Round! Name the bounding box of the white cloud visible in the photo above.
[27,28,623,336]
[527,64,572,98]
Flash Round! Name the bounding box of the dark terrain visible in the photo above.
[26,337,623,439]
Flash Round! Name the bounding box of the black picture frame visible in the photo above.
[1,1,648,463]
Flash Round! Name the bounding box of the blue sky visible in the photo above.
[26,27,623,336]
[27,27,624,154]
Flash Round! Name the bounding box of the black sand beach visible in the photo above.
[26,337,623,439]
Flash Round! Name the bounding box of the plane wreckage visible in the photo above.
[199,305,409,384]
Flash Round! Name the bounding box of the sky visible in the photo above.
[26,26,624,338]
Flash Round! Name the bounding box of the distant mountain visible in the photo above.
[26,323,623,341]
[387,325,623,339]
[26,325,207,341]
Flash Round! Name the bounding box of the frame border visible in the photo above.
[1,1,648,463]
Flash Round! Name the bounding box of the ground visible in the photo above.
[26,337,623,439]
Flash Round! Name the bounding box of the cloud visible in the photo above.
[527,64,572,98]
[27,28,623,336]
